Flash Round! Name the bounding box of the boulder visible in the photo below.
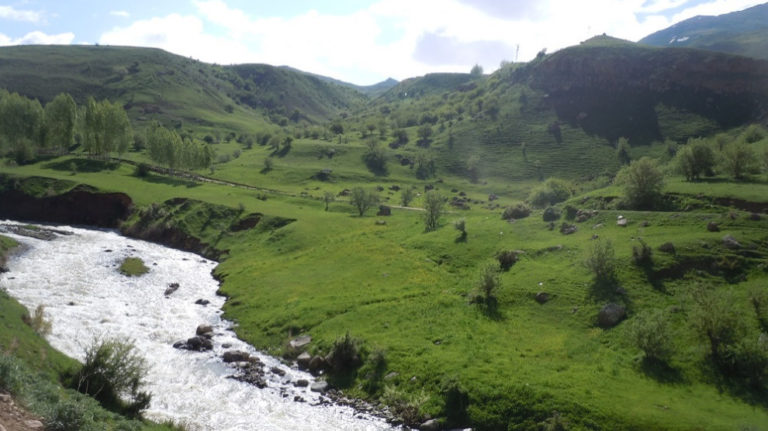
[223,350,251,363]
[535,292,550,304]
[707,221,720,232]
[598,303,626,328]
[617,218,628,227]
[296,352,312,370]
[658,242,676,254]
[289,335,312,350]
[186,336,213,351]
[310,381,329,393]
[308,355,327,374]
[722,235,742,249]
[164,282,180,296]
[560,223,577,235]
[377,205,392,216]
[294,379,310,387]
[270,366,286,377]
[196,324,213,336]
[194,298,210,306]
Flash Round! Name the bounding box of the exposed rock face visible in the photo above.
[598,303,626,328]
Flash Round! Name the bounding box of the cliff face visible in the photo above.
[526,45,768,143]
[0,186,133,228]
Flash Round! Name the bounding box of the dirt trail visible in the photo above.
[0,393,43,431]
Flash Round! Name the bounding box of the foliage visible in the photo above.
[616,137,631,165]
[527,178,573,208]
[441,376,469,426]
[0,91,43,164]
[415,151,436,179]
[400,187,416,207]
[740,124,766,144]
[134,163,150,178]
[617,157,664,209]
[118,257,149,277]
[74,337,152,417]
[361,348,387,394]
[721,140,760,180]
[542,206,561,222]
[362,140,387,175]
[496,250,519,271]
[349,187,379,216]
[147,121,212,172]
[417,124,433,146]
[689,287,743,364]
[631,238,653,268]
[327,332,363,374]
[472,263,501,310]
[323,191,335,211]
[423,190,445,232]
[21,305,52,336]
[501,202,531,220]
[467,155,480,183]
[83,97,132,158]
[43,93,77,154]
[584,239,616,286]
[629,309,673,363]
[676,137,715,181]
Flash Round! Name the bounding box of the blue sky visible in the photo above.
[0,0,764,85]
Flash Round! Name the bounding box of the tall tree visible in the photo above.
[43,93,77,154]
[0,92,44,163]
[83,98,132,159]
[423,191,445,232]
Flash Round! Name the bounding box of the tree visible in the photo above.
[349,187,379,216]
[43,93,77,154]
[629,309,673,363]
[470,64,484,76]
[392,129,408,148]
[618,157,664,209]
[616,137,631,165]
[584,239,616,286]
[721,140,760,180]
[417,124,433,146]
[689,287,743,365]
[415,152,435,179]
[676,137,715,181]
[362,139,387,175]
[0,92,44,163]
[400,187,416,207]
[323,191,335,211]
[423,190,444,232]
[83,98,132,159]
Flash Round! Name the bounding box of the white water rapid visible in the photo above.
[0,221,396,431]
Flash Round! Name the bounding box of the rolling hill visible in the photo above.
[639,2,768,60]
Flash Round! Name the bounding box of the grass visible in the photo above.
[119,257,150,277]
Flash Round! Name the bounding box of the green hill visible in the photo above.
[639,2,768,60]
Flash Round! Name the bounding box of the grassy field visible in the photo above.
[3,151,768,429]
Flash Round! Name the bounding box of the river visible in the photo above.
[0,221,396,431]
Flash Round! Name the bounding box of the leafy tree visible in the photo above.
[689,287,743,365]
[423,190,444,232]
[616,137,631,165]
[721,140,760,180]
[392,129,408,147]
[417,124,433,146]
[0,92,44,163]
[584,239,616,286]
[415,152,435,179]
[323,191,335,211]
[470,64,484,76]
[676,137,715,181]
[329,122,344,135]
[83,98,132,159]
[362,139,387,175]
[349,187,379,216]
[472,263,501,311]
[43,93,77,154]
[400,187,416,206]
[527,178,573,208]
[617,157,664,209]
[146,121,182,172]
[629,309,673,363]
[740,124,766,144]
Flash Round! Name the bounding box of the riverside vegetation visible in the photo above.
[1,25,768,431]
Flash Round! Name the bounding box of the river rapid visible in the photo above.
[0,221,396,431]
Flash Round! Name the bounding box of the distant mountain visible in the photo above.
[278,66,398,97]
[0,45,366,131]
[639,2,768,60]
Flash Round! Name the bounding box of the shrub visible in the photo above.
[741,124,766,144]
[472,263,501,311]
[453,218,466,233]
[22,304,52,336]
[584,239,616,286]
[726,334,768,388]
[527,178,573,208]
[423,191,445,232]
[616,157,664,210]
[629,309,673,363]
[400,187,416,207]
[327,332,363,373]
[689,287,743,365]
[134,163,150,178]
[441,376,469,426]
[721,140,760,180]
[74,338,152,417]
[542,206,560,222]
[632,238,653,268]
[381,385,429,426]
[349,187,379,216]
[501,202,531,220]
[496,250,519,271]
[46,398,94,431]
[676,138,714,181]
[262,157,274,172]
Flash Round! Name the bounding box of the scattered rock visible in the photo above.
[310,381,329,393]
[294,395,305,402]
[296,352,312,370]
[488,193,498,201]
[707,221,720,232]
[289,335,312,350]
[308,355,328,375]
[294,379,309,387]
[24,421,44,429]
[420,419,441,431]
[535,292,550,304]
[389,185,401,191]
[560,223,577,235]
[0,394,10,403]
[592,223,604,229]
[270,366,286,377]
[223,350,251,363]
[164,282,180,296]
[375,220,387,225]
[194,298,210,306]
[658,242,676,254]
[617,218,628,227]
[376,205,392,216]
[196,324,213,337]
[174,336,213,352]
[598,303,626,328]
[338,189,351,197]
[384,371,399,380]
[576,209,598,222]
[722,235,742,249]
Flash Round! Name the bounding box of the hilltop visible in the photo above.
[639,2,768,60]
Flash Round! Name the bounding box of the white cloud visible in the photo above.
[0,31,74,46]
[110,10,130,18]
[0,5,42,22]
[670,0,765,22]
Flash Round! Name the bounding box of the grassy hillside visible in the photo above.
[639,3,768,60]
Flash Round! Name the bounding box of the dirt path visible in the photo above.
[0,393,43,431]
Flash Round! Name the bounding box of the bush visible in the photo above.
[741,124,766,144]
[584,239,616,286]
[472,263,501,312]
[629,309,673,363]
[632,238,653,268]
[689,287,743,365]
[327,332,363,374]
[527,178,573,208]
[616,157,664,210]
[46,398,94,431]
[542,206,560,222]
[441,376,469,426]
[423,191,445,232]
[400,187,416,207]
[721,140,760,180]
[496,250,519,271]
[501,202,531,220]
[134,163,150,177]
[21,304,52,336]
[74,338,151,417]
[349,187,379,216]
[676,138,714,181]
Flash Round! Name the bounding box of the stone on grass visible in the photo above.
[289,335,312,350]
[598,303,626,328]
[535,292,550,304]
[722,235,742,249]
[707,221,720,232]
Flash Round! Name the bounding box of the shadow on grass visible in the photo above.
[326,369,357,390]
[640,357,685,384]
[44,158,119,173]
[454,232,467,243]
[140,173,200,188]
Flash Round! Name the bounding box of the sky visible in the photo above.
[0,0,764,85]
